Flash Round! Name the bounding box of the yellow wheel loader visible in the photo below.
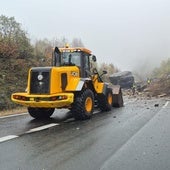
[11,46,123,120]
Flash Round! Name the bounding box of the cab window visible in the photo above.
[61,52,81,66]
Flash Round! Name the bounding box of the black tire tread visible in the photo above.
[71,89,94,120]
[28,107,54,119]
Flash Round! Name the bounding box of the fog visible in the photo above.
[1,0,170,73]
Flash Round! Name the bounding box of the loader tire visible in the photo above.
[72,89,94,120]
[98,88,113,111]
[28,107,54,119]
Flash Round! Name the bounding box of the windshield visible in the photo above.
[61,52,81,67]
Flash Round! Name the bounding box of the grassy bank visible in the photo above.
[0,107,27,117]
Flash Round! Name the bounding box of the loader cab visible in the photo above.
[53,46,96,78]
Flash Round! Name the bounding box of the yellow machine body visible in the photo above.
[11,47,106,108]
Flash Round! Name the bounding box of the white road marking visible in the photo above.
[93,110,99,115]
[162,101,169,108]
[25,123,59,134]
[0,123,59,143]
[0,112,28,119]
[0,135,19,143]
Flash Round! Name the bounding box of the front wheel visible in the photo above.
[71,89,94,120]
[28,107,55,119]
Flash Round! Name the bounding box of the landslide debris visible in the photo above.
[145,76,170,97]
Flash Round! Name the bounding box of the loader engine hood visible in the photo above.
[28,66,80,95]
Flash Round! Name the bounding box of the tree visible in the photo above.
[0,15,35,110]
[152,58,170,78]
[98,62,119,82]
[33,39,53,66]
[0,15,33,59]
[71,38,84,47]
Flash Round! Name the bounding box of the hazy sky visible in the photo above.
[1,0,170,72]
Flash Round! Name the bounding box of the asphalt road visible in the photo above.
[0,97,169,170]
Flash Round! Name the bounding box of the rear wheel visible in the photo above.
[71,89,94,120]
[97,88,113,111]
[28,107,54,119]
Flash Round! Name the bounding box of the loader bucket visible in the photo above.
[112,85,124,107]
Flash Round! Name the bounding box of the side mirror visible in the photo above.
[92,55,96,62]
[99,70,107,80]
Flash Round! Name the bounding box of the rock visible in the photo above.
[158,93,167,98]
[154,104,159,107]
[109,71,134,89]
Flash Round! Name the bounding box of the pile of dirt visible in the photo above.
[122,76,170,98]
[143,77,170,97]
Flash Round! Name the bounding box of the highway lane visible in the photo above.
[101,100,170,170]
[0,97,169,170]
[0,109,71,138]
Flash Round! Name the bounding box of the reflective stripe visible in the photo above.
[76,80,84,91]
[75,78,91,91]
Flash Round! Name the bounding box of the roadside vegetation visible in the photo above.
[148,58,170,96]
[152,58,170,78]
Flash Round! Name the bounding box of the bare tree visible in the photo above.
[71,38,84,47]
